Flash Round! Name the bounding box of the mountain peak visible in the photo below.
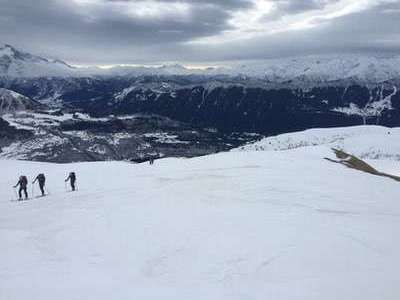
[0,44,17,56]
[0,43,75,78]
[0,44,14,50]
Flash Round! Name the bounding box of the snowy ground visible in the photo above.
[237,125,400,160]
[1,127,400,299]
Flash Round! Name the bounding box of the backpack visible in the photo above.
[38,173,45,182]
[21,176,28,186]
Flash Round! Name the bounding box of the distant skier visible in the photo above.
[149,153,160,165]
[33,173,46,196]
[14,175,28,200]
[65,172,76,191]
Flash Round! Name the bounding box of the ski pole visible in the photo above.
[12,187,18,201]
[32,184,35,198]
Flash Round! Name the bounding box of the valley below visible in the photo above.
[2,44,400,162]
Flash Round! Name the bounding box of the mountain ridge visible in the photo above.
[1,44,400,83]
[0,44,76,77]
[0,88,43,115]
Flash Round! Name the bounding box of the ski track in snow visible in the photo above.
[1,137,400,299]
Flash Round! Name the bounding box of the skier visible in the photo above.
[65,172,76,191]
[14,175,28,200]
[33,173,46,196]
[149,153,159,165]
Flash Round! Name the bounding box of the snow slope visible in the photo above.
[237,125,400,160]
[1,136,400,299]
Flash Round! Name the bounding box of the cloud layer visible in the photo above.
[0,0,399,65]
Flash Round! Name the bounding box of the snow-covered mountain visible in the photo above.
[1,44,400,147]
[1,126,400,299]
[228,54,400,83]
[1,43,400,82]
[0,44,222,78]
[103,63,226,77]
[0,88,42,115]
[0,44,76,77]
[2,74,400,137]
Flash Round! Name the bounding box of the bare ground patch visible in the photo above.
[325,148,400,182]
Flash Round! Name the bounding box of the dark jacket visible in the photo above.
[33,174,46,184]
[15,176,28,188]
[66,172,76,182]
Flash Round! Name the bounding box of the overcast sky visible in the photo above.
[1,0,399,65]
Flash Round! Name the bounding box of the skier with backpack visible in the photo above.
[33,173,46,196]
[14,175,28,200]
[65,172,76,191]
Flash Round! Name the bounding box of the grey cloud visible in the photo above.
[0,0,399,64]
[182,2,400,62]
[262,0,340,21]
[105,0,254,10]
[273,0,337,14]
[0,0,251,63]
